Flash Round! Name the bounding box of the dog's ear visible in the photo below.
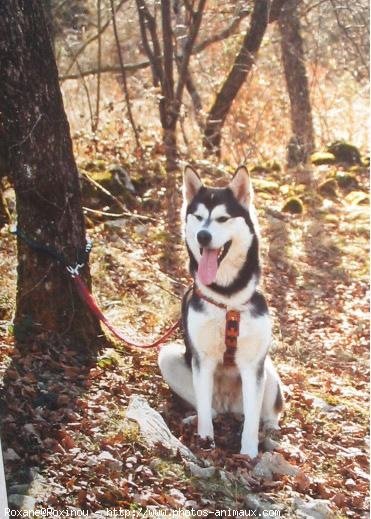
[229,166,252,207]
[183,166,203,204]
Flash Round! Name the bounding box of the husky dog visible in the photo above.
[158,166,283,458]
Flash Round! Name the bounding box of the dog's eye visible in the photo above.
[216,216,229,223]
[194,215,203,221]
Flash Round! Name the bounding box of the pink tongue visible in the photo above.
[197,248,219,286]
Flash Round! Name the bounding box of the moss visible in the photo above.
[266,160,282,172]
[84,159,107,172]
[253,179,280,193]
[310,151,336,166]
[250,163,269,174]
[361,155,370,167]
[282,197,304,214]
[344,190,369,206]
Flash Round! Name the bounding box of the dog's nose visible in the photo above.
[197,230,212,247]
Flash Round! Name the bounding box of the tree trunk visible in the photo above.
[0,0,102,351]
[203,0,270,157]
[278,0,315,166]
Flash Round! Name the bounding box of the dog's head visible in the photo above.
[183,166,258,288]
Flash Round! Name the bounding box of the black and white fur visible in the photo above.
[158,166,283,458]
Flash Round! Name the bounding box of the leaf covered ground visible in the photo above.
[0,152,369,517]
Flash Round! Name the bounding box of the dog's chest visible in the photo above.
[187,303,270,363]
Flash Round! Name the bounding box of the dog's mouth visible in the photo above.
[197,240,232,286]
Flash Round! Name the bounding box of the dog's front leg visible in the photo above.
[239,364,265,458]
[192,358,216,440]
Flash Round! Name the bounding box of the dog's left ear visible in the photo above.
[229,166,252,207]
[183,166,203,204]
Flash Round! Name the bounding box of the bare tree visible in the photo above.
[135,0,206,240]
[202,0,278,157]
[278,0,315,165]
[0,0,102,349]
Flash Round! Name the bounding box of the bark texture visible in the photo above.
[0,0,102,349]
[278,0,315,166]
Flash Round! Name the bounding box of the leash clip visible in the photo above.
[66,263,85,278]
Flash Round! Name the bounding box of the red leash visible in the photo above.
[70,271,180,349]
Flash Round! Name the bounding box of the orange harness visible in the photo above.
[193,287,241,366]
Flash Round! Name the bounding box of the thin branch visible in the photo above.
[329,0,369,73]
[81,171,128,212]
[83,206,158,222]
[60,5,250,82]
[60,61,149,81]
[175,0,207,105]
[63,0,128,77]
[161,0,175,106]
[136,0,164,88]
[193,6,250,54]
[63,39,95,129]
[92,0,102,133]
[110,0,142,150]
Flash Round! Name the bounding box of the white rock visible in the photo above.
[8,495,36,511]
[169,488,187,505]
[3,449,20,461]
[253,452,299,479]
[97,451,123,472]
[294,497,334,518]
[186,461,216,479]
[126,395,197,462]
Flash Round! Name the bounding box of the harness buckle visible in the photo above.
[66,263,85,278]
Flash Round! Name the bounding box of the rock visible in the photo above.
[262,437,281,452]
[3,448,20,461]
[327,141,361,165]
[97,451,123,473]
[104,218,127,230]
[8,484,29,495]
[303,392,342,413]
[253,452,299,479]
[245,494,284,515]
[335,171,359,189]
[318,179,337,198]
[8,494,36,511]
[294,496,333,518]
[126,395,198,462]
[311,152,336,166]
[168,488,187,505]
[186,461,216,479]
[109,165,136,194]
[282,197,304,214]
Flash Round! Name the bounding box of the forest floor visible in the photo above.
[0,153,369,518]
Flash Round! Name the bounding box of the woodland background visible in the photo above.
[0,0,369,517]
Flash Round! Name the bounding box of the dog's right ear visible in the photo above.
[183,166,202,204]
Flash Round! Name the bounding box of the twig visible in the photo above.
[82,171,128,212]
[83,205,158,222]
[9,114,42,150]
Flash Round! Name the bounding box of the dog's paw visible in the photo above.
[240,441,258,459]
[182,414,197,425]
[262,421,281,440]
[196,434,215,450]
[262,419,280,433]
